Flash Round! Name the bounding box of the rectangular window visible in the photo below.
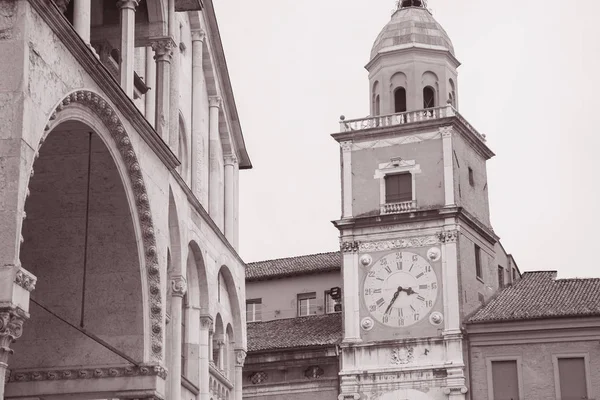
[557,357,588,400]
[325,290,341,314]
[491,360,520,400]
[246,299,262,322]
[384,173,412,203]
[298,292,317,316]
[475,244,483,280]
[468,167,475,186]
[498,265,505,288]
[512,268,517,281]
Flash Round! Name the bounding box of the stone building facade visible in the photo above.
[0,1,250,399]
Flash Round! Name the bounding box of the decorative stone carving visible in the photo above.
[304,365,324,379]
[0,309,26,350]
[235,349,247,367]
[361,317,374,331]
[340,141,353,152]
[14,268,37,292]
[341,241,360,253]
[116,0,140,11]
[7,364,168,383]
[151,37,176,62]
[359,235,439,252]
[0,1,18,40]
[171,275,187,297]
[444,386,469,394]
[53,0,70,13]
[200,315,213,330]
[429,311,444,326]
[437,230,459,243]
[224,154,238,166]
[390,345,414,365]
[427,247,441,262]
[47,90,164,361]
[439,126,453,138]
[359,254,372,267]
[208,96,222,109]
[191,29,206,42]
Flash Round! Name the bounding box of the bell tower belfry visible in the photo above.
[333,3,498,400]
[368,0,459,116]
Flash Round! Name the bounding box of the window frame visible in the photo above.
[468,166,475,186]
[297,292,317,317]
[552,353,592,400]
[374,158,421,212]
[423,85,436,109]
[497,265,504,288]
[394,86,407,113]
[384,172,412,204]
[475,243,483,281]
[246,298,262,323]
[486,356,524,400]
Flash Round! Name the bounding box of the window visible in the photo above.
[394,87,407,113]
[555,356,589,400]
[297,292,317,316]
[325,290,341,314]
[498,266,505,288]
[474,244,483,280]
[423,86,435,108]
[491,360,520,400]
[246,299,262,322]
[373,94,380,116]
[468,167,475,186]
[512,268,517,281]
[385,173,412,203]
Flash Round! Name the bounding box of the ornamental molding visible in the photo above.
[208,96,222,109]
[0,310,26,351]
[150,37,176,60]
[350,131,441,151]
[390,344,415,365]
[45,90,164,361]
[340,141,353,152]
[359,235,439,252]
[340,241,360,253]
[224,154,238,166]
[437,230,459,243]
[7,364,168,383]
[116,0,140,10]
[171,275,188,298]
[14,267,36,292]
[200,315,214,330]
[235,349,247,367]
[439,126,453,138]
[444,386,469,395]
[191,29,206,42]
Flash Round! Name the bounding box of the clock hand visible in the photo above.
[404,287,419,296]
[384,287,402,315]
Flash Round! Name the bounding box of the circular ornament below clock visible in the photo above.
[360,254,373,267]
[427,247,441,262]
[361,317,374,331]
[429,311,444,326]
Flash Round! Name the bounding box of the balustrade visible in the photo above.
[381,200,417,215]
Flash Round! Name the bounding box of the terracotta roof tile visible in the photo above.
[246,252,341,281]
[247,313,343,352]
[467,271,600,324]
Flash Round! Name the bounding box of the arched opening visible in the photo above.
[449,78,457,108]
[423,86,436,109]
[213,314,224,370]
[372,81,380,116]
[14,120,144,371]
[394,87,407,113]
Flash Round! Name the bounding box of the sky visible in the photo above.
[213,0,600,278]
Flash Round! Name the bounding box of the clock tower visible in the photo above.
[333,2,497,400]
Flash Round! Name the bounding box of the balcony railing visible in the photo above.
[381,200,417,215]
[340,105,454,132]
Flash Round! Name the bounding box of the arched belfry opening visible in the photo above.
[14,121,144,371]
[399,0,426,8]
[394,87,407,113]
[423,86,436,109]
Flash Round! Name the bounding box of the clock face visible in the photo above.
[363,251,438,328]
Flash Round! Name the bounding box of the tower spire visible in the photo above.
[396,0,427,9]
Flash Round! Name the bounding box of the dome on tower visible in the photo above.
[370,3,455,60]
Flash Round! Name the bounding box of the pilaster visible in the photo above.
[224,154,237,244]
[191,29,206,201]
[151,37,176,141]
[199,315,213,400]
[341,240,361,343]
[168,275,187,400]
[234,349,246,400]
[341,141,353,218]
[208,96,223,230]
[116,0,139,97]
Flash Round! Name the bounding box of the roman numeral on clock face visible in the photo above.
[376,298,386,308]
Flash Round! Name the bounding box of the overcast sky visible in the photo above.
[214,0,600,278]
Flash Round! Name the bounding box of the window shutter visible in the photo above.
[385,173,412,203]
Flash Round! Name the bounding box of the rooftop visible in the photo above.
[246,251,341,281]
[467,271,600,324]
[247,313,343,352]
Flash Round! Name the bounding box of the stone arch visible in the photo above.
[187,240,210,312]
[422,71,440,108]
[372,80,381,116]
[23,90,163,362]
[217,265,243,344]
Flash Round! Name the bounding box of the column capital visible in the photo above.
[0,307,27,360]
[171,275,188,298]
[191,29,206,42]
[14,267,37,293]
[224,154,238,166]
[234,349,246,367]
[151,37,177,61]
[208,96,222,109]
[200,314,213,330]
[116,0,139,10]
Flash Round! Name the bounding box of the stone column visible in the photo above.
[199,315,213,400]
[341,141,353,218]
[167,0,180,152]
[169,275,187,400]
[234,349,246,400]
[116,0,139,97]
[145,46,157,127]
[224,155,237,243]
[73,0,91,43]
[0,266,36,399]
[151,37,175,141]
[191,29,206,199]
[208,96,222,229]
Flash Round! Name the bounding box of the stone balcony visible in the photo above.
[380,200,417,215]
